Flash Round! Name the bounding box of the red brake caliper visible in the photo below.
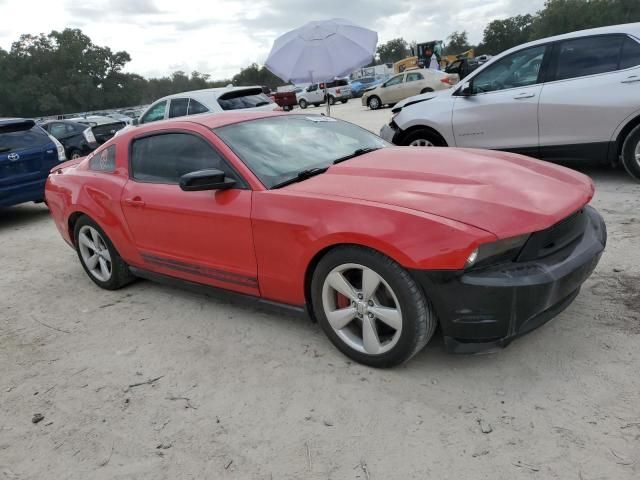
[336,292,351,309]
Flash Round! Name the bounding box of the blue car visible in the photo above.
[350,77,385,98]
[0,118,66,208]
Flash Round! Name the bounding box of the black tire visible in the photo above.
[69,149,82,160]
[73,215,135,290]
[401,128,446,147]
[283,105,292,112]
[327,95,336,105]
[298,99,308,109]
[621,124,640,181]
[340,99,348,104]
[420,87,434,94]
[367,95,381,110]
[313,103,321,107]
[311,246,436,368]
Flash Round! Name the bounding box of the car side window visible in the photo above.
[89,145,116,172]
[620,36,640,70]
[187,99,209,115]
[169,98,189,118]
[308,84,318,92]
[554,35,624,80]
[384,75,404,87]
[472,45,546,93]
[140,101,167,124]
[406,72,424,82]
[130,133,237,185]
[49,123,67,139]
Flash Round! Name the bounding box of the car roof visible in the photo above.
[0,117,30,125]
[157,86,263,102]
[124,111,301,136]
[500,22,640,57]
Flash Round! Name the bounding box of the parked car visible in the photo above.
[45,111,605,367]
[362,69,458,110]
[136,87,279,125]
[67,115,127,145]
[1,118,65,208]
[40,120,98,159]
[381,23,640,180]
[350,76,384,98]
[296,79,351,109]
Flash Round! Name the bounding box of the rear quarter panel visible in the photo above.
[252,190,495,305]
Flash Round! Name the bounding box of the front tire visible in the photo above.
[367,96,381,110]
[69,149,82,160]
[621,124,640,181]
[74,216,135,290]
[402,128,446,147]
[298,99,308,109]
[311,246,436,368]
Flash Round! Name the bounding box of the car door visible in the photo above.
[404,72,426,97]
[538,34,640,160]
[139,100,168,124]
[307,84,323,104]
[120,130,259,295]
[380,74,406,104]
[451,44,548,152]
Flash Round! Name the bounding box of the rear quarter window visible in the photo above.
[88,145,116,172]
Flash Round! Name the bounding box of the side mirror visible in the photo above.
[179,169,236,191]
[132,118,139,126]
[457,82,473,97]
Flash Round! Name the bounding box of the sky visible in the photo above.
[0,0,546,80]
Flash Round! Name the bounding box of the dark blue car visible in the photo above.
[0,118,66,208]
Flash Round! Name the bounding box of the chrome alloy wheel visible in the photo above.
[409,138,434,147]
[321,263,403,355]
[77,225,112,282]
[635,138,640,167]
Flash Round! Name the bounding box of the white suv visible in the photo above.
[380,23,640,180]
[296,80,351,109]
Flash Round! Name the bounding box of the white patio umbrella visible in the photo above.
[265,18,378,116]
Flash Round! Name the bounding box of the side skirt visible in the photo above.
[128,266,308,319]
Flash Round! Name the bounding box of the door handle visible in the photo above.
[513,93,536,99]
[621,76,640,84]
[124,197,145,207]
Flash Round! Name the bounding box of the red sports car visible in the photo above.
[45,111,606,367]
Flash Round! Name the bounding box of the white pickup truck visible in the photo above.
[296,80,351,109]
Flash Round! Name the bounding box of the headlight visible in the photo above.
[465,234,529,269]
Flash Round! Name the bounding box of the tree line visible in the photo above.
[1,0,639,117]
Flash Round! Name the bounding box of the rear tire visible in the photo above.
[621,124,640,181]
[340,99,348,104]
[73,215,135,290]
[367,96,381,110]
[402,128,446,147]
[69,149,82,160]
[311,246,436,368]
[283,105,292,112]
[327,95,336,106]
[313,103,321,107]
[420,87,434,94]
[298,99,308,109]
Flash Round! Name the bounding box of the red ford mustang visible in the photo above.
[45,111,606,367]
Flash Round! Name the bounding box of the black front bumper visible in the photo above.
[411,206,607,353]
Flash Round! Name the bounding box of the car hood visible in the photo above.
[394,89,449,109]
[285,147,594,238]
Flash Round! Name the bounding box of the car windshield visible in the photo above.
[214,115,389,188]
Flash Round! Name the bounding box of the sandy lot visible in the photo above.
[1,101,639,479]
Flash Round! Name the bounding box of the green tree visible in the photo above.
[444,31,472,55]
[376,38,409,64]
[480,14,534,54]
[232,63,286,89]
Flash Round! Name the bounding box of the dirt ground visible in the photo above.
[1,101,639,479]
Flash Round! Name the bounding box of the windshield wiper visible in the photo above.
[333,147,381,164]
[272,167,329,189]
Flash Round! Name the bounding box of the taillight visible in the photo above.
[336,88,341,94]
[440,77,452,85]
[47,134,67,162]
[83,127,97,144]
